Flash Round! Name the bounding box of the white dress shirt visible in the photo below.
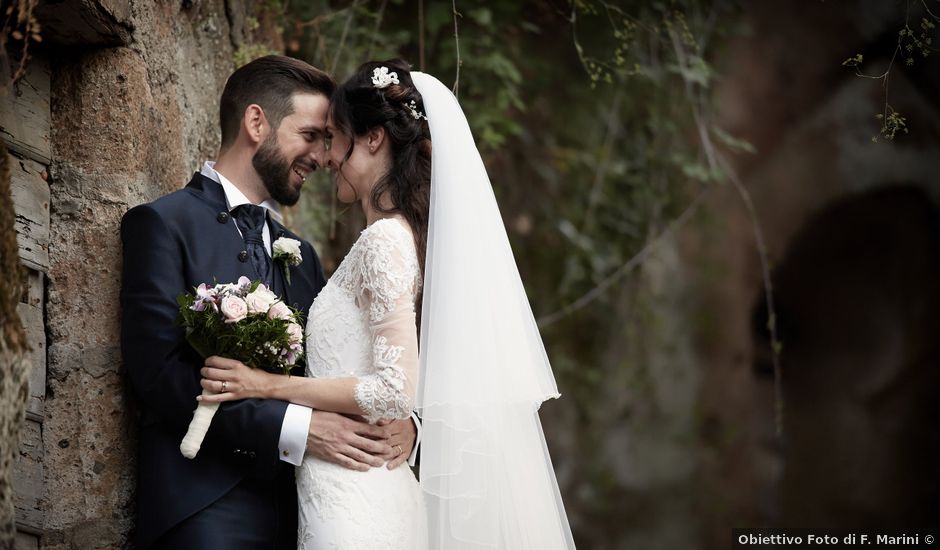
[200,161,420,467]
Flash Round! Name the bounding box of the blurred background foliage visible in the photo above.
[278,0,745,397]
[272,0,749,542]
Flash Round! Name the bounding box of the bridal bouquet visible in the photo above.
[176,276,304,459]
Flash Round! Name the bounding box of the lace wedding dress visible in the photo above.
[298,217,428,550]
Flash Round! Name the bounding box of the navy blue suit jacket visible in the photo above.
[120,173,326,549]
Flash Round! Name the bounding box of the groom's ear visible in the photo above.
[366,126,386,153]
[243,104,269,145]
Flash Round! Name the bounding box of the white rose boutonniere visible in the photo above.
[273,237,303,285]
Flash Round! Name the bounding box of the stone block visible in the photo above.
[34,0,133,46]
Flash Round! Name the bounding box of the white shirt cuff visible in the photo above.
[278,404,312,466]
[408,412,422,467]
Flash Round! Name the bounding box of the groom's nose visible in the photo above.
[306,148,324,171]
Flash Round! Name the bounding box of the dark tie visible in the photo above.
[232,204,273,286]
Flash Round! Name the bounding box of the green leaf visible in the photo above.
[468,7,492,26]
[667,55,714,87]
[519,21,541,34]
[712,126,756,154]
[680,161,711,182]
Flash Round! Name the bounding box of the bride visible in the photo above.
[199,59,576,549]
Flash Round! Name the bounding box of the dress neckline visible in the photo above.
[363,216,410,234]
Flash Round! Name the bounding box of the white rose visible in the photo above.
[250,284,278,307]
[219,296,248,324]
[244,291,271,315]
[273,237,303,266]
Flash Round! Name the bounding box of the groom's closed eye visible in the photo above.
[308,129,331,151]
[298,126,326,142]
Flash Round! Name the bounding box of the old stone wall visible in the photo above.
[6,1,282,547]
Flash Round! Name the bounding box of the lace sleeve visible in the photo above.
[353,220,421,423]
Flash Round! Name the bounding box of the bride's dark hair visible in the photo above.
[330,58,431,277]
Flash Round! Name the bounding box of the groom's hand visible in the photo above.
[306,411,391,471]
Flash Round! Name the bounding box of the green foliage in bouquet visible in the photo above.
[176,278,305,375]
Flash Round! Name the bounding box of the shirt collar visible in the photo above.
[201,161,284,223]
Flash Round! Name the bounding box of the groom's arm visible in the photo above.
[120,203,286,471]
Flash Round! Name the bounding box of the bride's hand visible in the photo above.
[197,356,272,403]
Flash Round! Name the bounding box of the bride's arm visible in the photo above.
[199,222,420,422]
[197,359,367,414]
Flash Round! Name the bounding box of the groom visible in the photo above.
[120,56,419,550]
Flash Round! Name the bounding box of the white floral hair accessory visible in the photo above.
[407,99,427,120]
[371,66,400,89]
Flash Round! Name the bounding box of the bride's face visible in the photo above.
[325,111,382,205]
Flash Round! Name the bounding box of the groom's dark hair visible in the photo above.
[219,55,335,148]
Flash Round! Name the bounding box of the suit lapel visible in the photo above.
[182,172,258,285]
[184,171,228,207]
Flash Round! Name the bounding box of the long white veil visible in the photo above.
[412,72,577,549]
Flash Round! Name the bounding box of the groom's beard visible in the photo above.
[252,134,300,206]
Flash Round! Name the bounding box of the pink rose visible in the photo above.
[267,301,293,321]
[220,296,248,323]
[286,322,303,345]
